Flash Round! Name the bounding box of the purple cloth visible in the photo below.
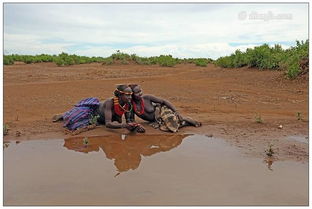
[63,98,100,130]
[75,97,100,107]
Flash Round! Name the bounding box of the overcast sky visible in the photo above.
[3,3,308,59]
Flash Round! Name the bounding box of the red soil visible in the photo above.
[3,62,308,162]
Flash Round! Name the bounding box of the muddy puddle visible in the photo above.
[286,135,309,144]
[4,134,308,206]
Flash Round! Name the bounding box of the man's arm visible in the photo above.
[102,100,145,132]
[145,94,177,112]
[145,94,183,120]
[103,100,128,129]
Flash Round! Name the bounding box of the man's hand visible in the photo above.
[135,124,146,133]
[176,112,183,121]
[126,122,145,133]
[125,123,137,131]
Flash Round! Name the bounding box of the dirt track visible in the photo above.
[3,62,309,162]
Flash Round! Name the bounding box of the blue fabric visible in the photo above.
[63,97,100,130]
[75,97,100,107]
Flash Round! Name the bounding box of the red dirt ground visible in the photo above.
[3,62,308,162]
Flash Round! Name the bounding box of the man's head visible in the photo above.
[128,84,143,100]
[114,84,132,103]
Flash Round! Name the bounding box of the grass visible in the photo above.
[297,112,302,121]
[83,137,89,145]
[255,114,263,123]
[3,124,9,136]
[265,144,275,157]
[89,115,100,125]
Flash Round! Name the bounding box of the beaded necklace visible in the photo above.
[113,97,132,116]
[132,98,145,115]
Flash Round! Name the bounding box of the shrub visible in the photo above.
[286,61,300,79]
[111,50,131,61]
[244,44,280,69]
[281,40,309,78]
[4,56,14,65]
[233,50,247,67]
[157,55,177,67]
[215,40,309,79]
[24,56,34,64]
[121,59,129,64]
[195,58,208,67]
[102,57,113,65]
[4,51,216,70]
[215,55,235,68]
[135,57,153,65]
[148,56,158,64]
[54,57,66,66]
[54,52,78,66]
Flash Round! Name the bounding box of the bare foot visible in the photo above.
[52,114,63,122]
[195,122,202,127]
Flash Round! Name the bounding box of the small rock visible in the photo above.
[206,134,213,137]
[278,125,283,129]
[15,131,21,137]
[121,134,127,140]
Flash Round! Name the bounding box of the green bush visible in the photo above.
[4,56,14,65]
[55,52,80,66]
[121,59,129,64]
[286,62,300,79]
[244,44,281,69]
[54,57,66,66]
[135,57,153,65]
[215,55,235,68]
[102,57,113,65]
[184,58,213,65]
[130,54,138,61]
[157,55,177,67]
[111,50,131,61]
[195,58,208,67]
[149,56,158,64]
[232,50,247,67]
[24,56,34,64]
[281,40,309,78]
[4,51,216,69]
[4,54,56,64]
[215,40,309,79]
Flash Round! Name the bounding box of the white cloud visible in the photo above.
[4,33,71,55]
[3,3,308,58]
[63,42,284,59]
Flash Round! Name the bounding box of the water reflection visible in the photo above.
[263,156,277,171]
[64,134,189,173]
